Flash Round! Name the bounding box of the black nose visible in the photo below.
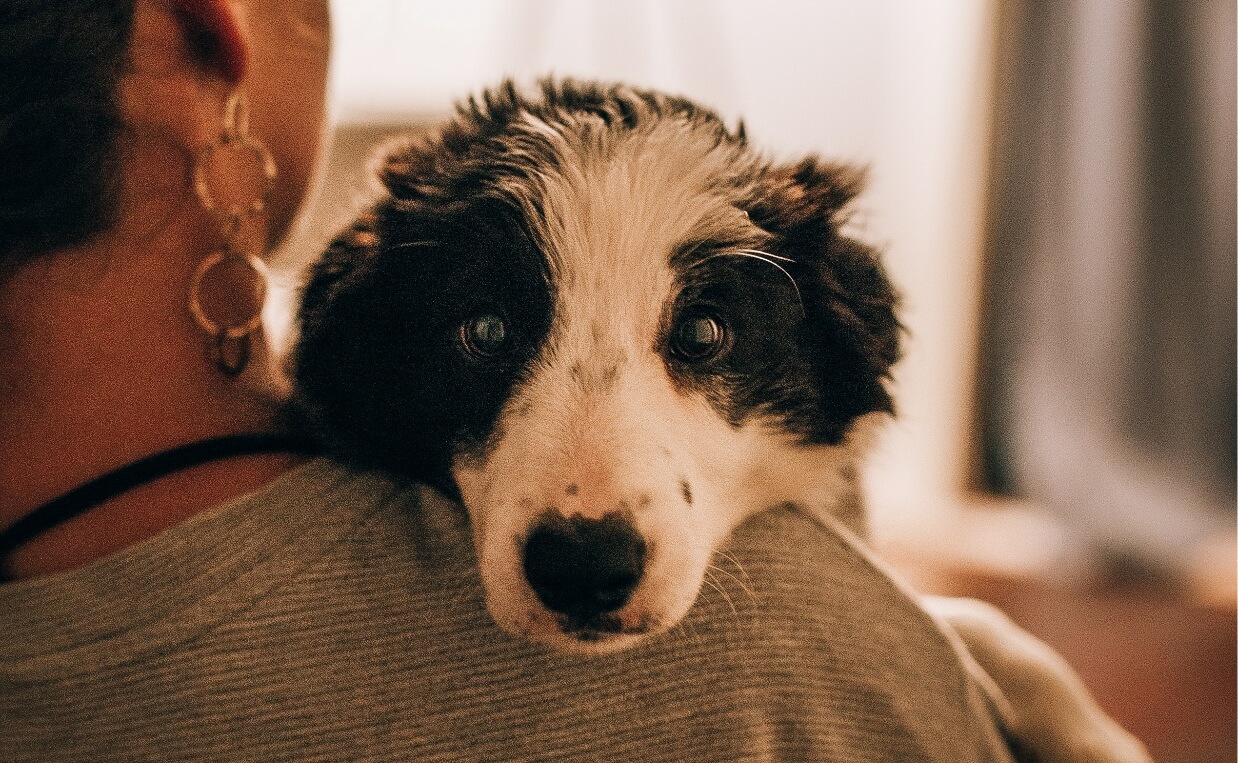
[522,512,646,620]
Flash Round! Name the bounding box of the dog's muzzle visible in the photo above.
[521,511,646,633]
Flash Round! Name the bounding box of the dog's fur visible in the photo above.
[294,79,1149,763]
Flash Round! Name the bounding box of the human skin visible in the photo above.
[0,0,331,579]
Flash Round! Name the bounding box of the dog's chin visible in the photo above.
[485,607,651,655]
[483,590,692,656]
[531,628,652,656]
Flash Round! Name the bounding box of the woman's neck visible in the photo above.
[0,221,304,580]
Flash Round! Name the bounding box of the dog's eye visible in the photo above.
[669,312,727,361]
[459,313,510,358]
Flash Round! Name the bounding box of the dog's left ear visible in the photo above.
[746,157,902,438]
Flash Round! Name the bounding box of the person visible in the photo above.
[0,2,1020,760]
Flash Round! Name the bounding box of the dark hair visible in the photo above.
[0,0,136,260]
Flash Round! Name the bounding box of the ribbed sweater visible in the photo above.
[0,459,1014,762]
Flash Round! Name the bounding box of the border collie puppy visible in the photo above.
[294,78,897,653]
[294,79,1151,763]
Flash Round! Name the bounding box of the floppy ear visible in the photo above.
[292,201,464,495]
[746,158,902,441]
[291,208,384,444]
[291,128,485,470]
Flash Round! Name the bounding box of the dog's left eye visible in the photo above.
[459,313,510,358]
[669,311,728,361]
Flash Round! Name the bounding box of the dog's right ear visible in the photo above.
[292,207,383,442]
[744,158,902,442]
[293,200,466,492]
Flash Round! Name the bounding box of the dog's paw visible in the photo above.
[923,596,1153,763]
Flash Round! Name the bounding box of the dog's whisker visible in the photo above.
[711,554,757,604]
[716,550,753,584]
[704,567,739,616]
[700,569,720,594]
[693,249,805,316]
[386,240,440,251]
[732,248,795,264]
[729,250,804,314]
[717,571,756,606]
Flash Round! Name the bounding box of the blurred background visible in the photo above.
[269,3,1236,761]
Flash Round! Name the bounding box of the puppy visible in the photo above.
[295,79,896,651]
[294,79,1149,763]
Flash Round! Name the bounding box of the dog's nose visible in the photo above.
[522,511,646,619]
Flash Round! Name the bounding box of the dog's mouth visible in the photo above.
[557,612,654,642]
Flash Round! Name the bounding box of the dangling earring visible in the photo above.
[190,92,278,377]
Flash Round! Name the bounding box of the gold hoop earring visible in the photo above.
[190,93,278,377]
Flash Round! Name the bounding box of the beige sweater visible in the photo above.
[0,459,1015,762]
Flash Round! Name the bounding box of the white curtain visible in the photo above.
[979,0,1236,573]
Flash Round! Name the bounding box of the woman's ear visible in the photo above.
[171,0,248,85]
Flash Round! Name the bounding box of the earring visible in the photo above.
[190,93,277,377]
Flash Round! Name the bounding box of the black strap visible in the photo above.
[0,433,320,562]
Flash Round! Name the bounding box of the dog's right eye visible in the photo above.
[669,311,728,362]
[459,313,510,358]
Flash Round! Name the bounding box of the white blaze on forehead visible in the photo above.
[502,110,764,362]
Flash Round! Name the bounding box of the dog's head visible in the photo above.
[294,80,900,652]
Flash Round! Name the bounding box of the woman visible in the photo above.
[0,2,1019,760]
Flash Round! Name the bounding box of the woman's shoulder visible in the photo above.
[1,464,1014,762]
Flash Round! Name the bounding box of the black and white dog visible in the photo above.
[294,80,1148,762]
[296,79,893,650]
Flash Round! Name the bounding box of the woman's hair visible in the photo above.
[0,0,136,260]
